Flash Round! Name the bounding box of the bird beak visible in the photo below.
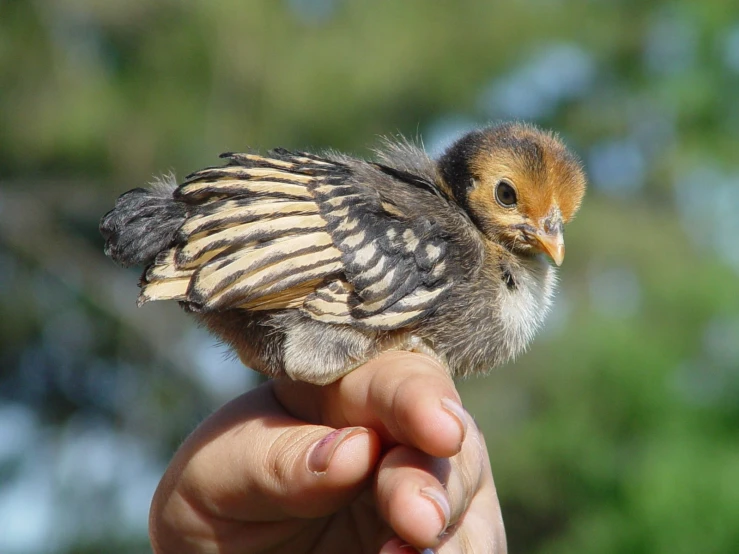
[533,231,565,266]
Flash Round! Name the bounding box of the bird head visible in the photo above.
[438,122,586,266]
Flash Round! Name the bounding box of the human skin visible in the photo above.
[149,352,507,553]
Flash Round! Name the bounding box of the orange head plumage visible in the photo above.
[438,122,586,265]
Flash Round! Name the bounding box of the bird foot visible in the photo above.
[283,334,449,385]
[376,334,450,375]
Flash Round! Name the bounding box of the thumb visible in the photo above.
[152,382,381,530]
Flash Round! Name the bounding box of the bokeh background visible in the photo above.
[2,1,739,552]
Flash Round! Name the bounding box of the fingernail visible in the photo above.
[420,486,450,535]
[307,427,367,474]
[441,397,468,447]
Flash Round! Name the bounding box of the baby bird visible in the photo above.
[100,122,586,385]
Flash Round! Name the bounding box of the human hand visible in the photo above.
[149,352,506,553]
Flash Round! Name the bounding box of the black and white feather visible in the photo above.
[126,150,460,334]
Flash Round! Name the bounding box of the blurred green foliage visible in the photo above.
[1,1,739,553]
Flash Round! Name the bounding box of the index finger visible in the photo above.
[273,351,468,459]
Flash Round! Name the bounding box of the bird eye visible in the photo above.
[495,180,517,207]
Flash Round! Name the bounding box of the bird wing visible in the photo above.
[139,149,456,331]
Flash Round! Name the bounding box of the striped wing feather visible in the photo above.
[139,150,453,330]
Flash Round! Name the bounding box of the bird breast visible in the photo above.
[496,255,557,361]
[429,252,557,377]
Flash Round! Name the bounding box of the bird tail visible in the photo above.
[99,174,186,268]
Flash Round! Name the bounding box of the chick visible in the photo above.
[100,122,586,385]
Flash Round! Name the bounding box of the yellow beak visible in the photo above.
[533,232,565,266]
